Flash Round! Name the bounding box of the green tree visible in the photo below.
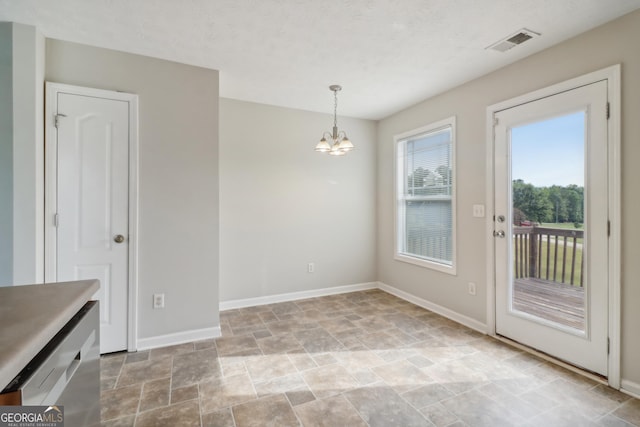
[435,165,452,186]
[512,180,583,225]
[548,185,569,223]
[407,167,428,192]
[512,179,553,222]
[562,185,583,224]
[513,207,527,225]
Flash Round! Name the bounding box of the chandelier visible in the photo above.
[314,85,354,156]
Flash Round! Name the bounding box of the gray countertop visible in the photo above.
[0,280,99,390]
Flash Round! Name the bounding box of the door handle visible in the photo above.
[114,234,125,243]
[493,230,506,238]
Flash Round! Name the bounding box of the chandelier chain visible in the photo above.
[333,89,338,129]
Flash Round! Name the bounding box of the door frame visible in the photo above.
[44,82,139,352]
[484,65,621,388]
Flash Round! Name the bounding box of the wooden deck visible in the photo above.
[513,277,585,330]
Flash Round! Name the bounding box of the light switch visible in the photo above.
[473,204,485,218]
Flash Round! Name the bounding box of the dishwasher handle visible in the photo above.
[42,331,95,405]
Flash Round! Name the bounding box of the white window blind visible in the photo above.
[396,118,456,272]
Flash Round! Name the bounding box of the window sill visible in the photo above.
[394,253,457,275]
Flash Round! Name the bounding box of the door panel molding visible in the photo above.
[45,82,139,352]
[485,65,621,387]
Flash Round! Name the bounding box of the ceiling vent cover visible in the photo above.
[487,28,540,52]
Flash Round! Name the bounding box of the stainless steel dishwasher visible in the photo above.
[1,301,100,426]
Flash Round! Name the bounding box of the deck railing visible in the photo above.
[513,226,584,286]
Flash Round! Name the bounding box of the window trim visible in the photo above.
[393,116,457,275]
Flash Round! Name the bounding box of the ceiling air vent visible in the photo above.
[487,28,540,52]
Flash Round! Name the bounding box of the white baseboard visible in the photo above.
[140,281,487,351]
[220,281,486,334]
[621,379,640,399]
[219,282,379,311]
[377,281,488,334]
[137,326,222,351]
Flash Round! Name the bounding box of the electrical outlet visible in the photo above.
[153,293,165,309]
[468,282,477,296]
[308,263,315,273]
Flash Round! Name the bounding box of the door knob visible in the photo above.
[493,230,506,238]
[496,215,506,223]
[114,234,125,243]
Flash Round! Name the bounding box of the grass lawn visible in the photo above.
[539,240,582,286]
[540,222,583,230]
[514,237,583,286]
[539,222,584,245]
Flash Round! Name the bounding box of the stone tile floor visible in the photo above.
[100,289,640,426]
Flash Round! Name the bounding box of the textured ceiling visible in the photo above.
[1,0,640,120]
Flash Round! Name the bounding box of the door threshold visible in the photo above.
[494,334,608,385]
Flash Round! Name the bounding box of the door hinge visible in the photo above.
[607,220,611,237]
[54,113,67,128]
[607,337,610,354]
[53,213,59,227]
[606,102,610,120]
[494,116,499,126]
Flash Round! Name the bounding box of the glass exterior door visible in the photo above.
[494,81,609,375]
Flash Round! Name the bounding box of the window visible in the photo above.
[395,117,456,274]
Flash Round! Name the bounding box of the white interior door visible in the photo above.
[54,91,130,354]
[494,81,609,375]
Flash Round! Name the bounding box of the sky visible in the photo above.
[511,111,585,187]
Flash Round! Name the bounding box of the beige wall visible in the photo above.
[0,22,44,287]
[0,23,13,286]
[46,40,220,340]
[219,98,377,302]
[377,10,640,386]
[12,23,44,286]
